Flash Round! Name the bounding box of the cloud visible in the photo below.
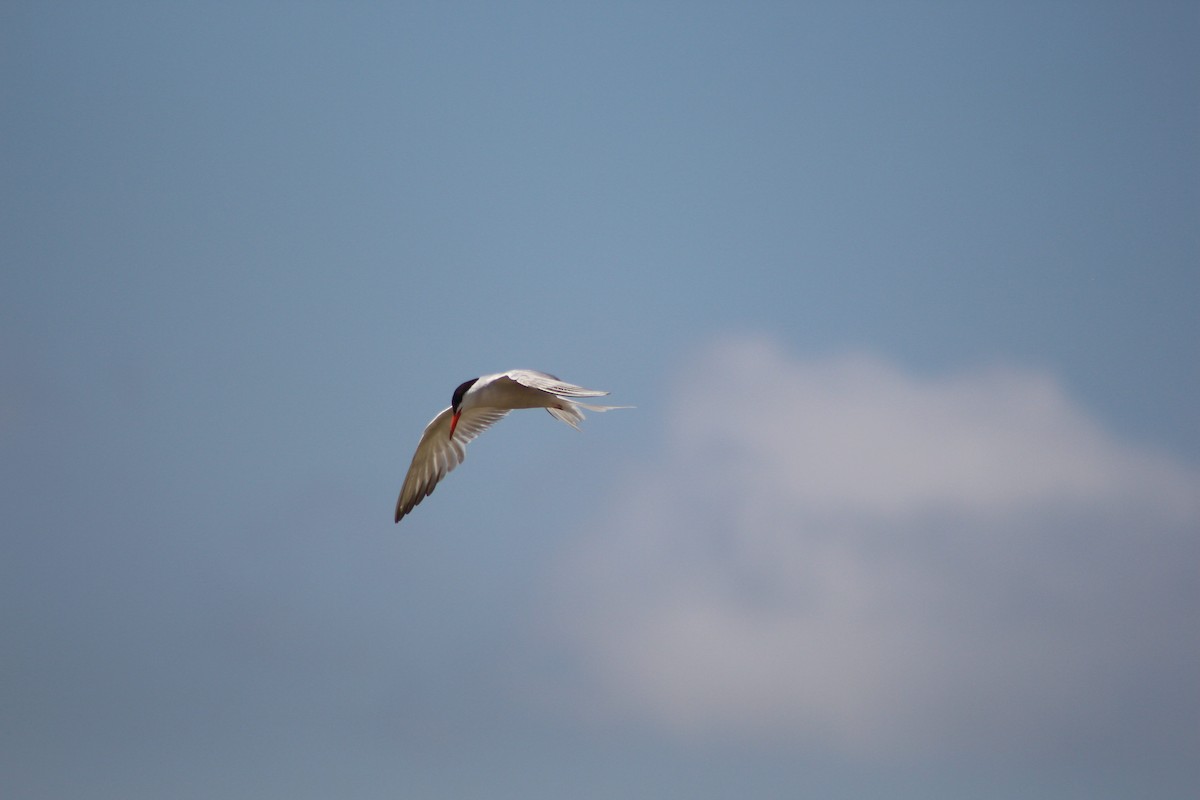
[544,336,1200,761]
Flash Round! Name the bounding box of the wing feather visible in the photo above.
[394,406,510,523]
[502,369,609,398]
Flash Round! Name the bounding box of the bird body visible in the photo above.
[394,370,626,523]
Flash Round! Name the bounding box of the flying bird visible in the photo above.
[394,369,628,523]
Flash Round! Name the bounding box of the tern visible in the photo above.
[394,369,628,523]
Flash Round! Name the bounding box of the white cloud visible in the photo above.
[545,336,1200,760]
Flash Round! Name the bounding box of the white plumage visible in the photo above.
[394,370,627,524]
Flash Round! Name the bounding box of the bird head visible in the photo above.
[448,378,478,439]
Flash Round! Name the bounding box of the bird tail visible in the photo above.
[546,399,633,431]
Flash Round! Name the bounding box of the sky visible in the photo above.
[2,2,1197,798]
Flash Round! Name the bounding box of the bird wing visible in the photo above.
[502,369,610,398]
[394,405,510,523]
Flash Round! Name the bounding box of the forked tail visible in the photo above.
[546,399,633,431]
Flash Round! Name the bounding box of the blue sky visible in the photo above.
[2,3,1197,798]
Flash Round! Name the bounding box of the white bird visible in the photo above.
[394,369,628,523]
